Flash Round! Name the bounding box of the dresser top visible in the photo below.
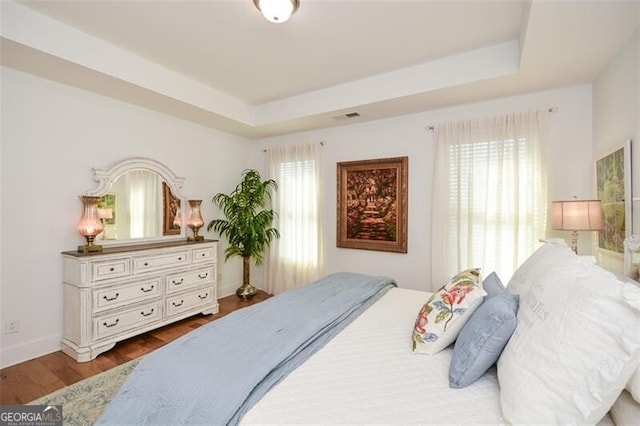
[62,239,218,258]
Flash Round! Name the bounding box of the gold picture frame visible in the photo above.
[163,182,181,236]
[337,156,408,253]
[595,140,632,256]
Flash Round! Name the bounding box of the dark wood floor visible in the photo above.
[0,290,272,405]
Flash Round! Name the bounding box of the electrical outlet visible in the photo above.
[5,318,19,334]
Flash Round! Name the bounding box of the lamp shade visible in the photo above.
[173,208,182,228]
[187,199,204,241]
[97,208,113,220]
[77,195,105,252]
[77,196,105,237]
[551,199,603,231]
[253,0,299,23]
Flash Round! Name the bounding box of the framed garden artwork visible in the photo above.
[595,139,632,256]
[162,182,181,236]
[337,156,408,253]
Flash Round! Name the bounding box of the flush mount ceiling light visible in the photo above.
[253,0,300,24]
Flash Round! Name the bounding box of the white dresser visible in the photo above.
[62,239,218,362]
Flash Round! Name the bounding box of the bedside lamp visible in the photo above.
[173,203,182,228]
[77,195,105,253]
[187,199,204,241]
[98,208,113,222]
[97,208,113,240]
[551,197,603,254]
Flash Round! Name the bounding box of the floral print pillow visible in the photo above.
[412,268,486,354]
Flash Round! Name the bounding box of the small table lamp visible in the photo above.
[77,196,105,252]
[187,199,204,241]
[97,208,113,240]
[98,208,113,222]
[173,205,182,229]
[551,197,603,254]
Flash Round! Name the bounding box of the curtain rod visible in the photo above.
[263,141,325,153]
[425,107,559,131]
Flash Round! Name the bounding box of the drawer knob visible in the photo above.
[140,285,155,293]
[198,273,208,279]
[198,293,209,300]
[201,253,206,257]
[178,257,183,261]
[140,308,155,317]
[172,278,184,286]
[109,267,115,272]
[172,300,184,307]
[103,319,120,328]
[103,293,120,302]
[143,262,149,267]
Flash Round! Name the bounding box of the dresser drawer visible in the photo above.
[93,300,162,340]
[166,286,214,317]
[166,266,215,294]
[92,277,162,313]
[133,250,189,274]
[193,245,216,264]
[92,258,130,282]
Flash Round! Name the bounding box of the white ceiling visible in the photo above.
[1,1,639,139]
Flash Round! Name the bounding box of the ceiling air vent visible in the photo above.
[332,112,361,121]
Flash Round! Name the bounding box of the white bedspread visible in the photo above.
[243,287,504,424]
[243,287,616,425]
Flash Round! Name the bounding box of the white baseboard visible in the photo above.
[217,283,236,298]
[1,285,268,368]
[1,333,62,368]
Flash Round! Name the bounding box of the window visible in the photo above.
[431,111,548,288]
[266,143,323,293]
[277,159,320,265]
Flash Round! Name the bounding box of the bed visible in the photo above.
[95,240,640,425]
[242,286,509,424]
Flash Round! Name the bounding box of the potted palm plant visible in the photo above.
[207,169,279,299]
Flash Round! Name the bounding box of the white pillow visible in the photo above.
[627,366,640,403]
[610,274,640,403]
[498,254,640,424]
[412,268,486,355]
[506,239,594,296]
[610,390,640,426]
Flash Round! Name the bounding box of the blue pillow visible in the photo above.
[449,273,519,388]
[483,271,510,297]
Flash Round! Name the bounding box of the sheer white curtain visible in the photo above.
[127,170,162,238]
[431,110,548,290]
[266,143,324,294]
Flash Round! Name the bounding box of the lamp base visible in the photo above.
[78,244,103,253]
[187,235,204,242]
[570,230,579,255]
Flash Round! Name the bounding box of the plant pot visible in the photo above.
[236,283,258,300]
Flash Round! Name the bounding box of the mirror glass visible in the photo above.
[97,171,182,241]
[87,157,186,246]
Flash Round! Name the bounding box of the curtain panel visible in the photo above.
[266,143,324,294]
[431,110,549,290]
[126,170,162,239]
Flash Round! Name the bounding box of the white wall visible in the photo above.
[259,85,594,291]
[593,27,639,271]
[0,66,597,369]
[0,67,262,368]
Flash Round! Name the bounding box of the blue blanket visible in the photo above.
[96,272,396,425]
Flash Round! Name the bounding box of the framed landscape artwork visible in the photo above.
[163,182,181,236]
[595,139,632,256]
[337,156,408,253]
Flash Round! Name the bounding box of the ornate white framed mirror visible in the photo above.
[85,157,187,246]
